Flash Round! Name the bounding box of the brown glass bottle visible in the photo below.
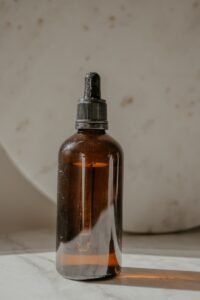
[56,73,123,280]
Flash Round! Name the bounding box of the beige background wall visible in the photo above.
[0,0,200,233]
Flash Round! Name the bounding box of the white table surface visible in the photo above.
[0,229,200,300]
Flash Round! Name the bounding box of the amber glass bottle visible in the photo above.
[56,73,123,280]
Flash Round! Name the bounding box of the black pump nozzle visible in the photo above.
[76,72,108,130]
[84,72,101,99]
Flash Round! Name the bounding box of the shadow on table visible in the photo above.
[97,267,200,291]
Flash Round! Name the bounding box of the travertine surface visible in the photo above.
[1,229,200,300]
[2,252,200,300]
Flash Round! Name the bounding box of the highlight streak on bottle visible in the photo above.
[78,156,94,252]
[108,155,114,206]
[115,153,119,203]
[81,155,86,230]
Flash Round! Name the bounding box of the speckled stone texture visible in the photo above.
[0,0,200,232]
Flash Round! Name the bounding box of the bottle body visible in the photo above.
[56,130,123,280]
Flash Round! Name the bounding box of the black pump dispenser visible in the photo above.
[75,72,108,130]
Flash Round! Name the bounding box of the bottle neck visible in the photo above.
[78,129,106,135]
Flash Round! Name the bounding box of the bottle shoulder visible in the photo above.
[59,132,123,157]
[99,133,123,155]
[59,133,81,154]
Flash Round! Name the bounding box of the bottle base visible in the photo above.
[56,264,120,281]
[58,272,117,281]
